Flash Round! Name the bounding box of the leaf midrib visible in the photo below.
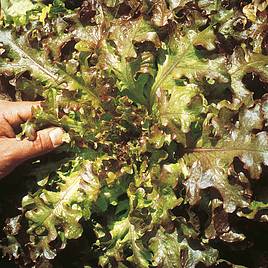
[232,59,268,75]
[0,30,59,81]
[149,42,195,107]
[0,30,101,106]
[57,64,101,106]
[29,175,81,232]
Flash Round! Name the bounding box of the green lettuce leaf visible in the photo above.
[22,160,100,260]
[150,28,228,106]
[149,227,218,268]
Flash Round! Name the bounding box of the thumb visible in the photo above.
[0,127,65,179]
[15,127,65,160]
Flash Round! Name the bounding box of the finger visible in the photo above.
[0,119,15,138]
[10,127,65,161]
[0,128,65,179]
[0,100,41,127]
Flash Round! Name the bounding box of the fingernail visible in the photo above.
[49,128,65,148]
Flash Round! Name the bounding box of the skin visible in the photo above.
[0,100,65,179]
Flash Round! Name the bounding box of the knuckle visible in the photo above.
[33,131,52,153]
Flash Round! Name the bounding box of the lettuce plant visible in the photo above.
[0,0,268,267]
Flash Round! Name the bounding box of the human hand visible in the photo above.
[0,100,65,179]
